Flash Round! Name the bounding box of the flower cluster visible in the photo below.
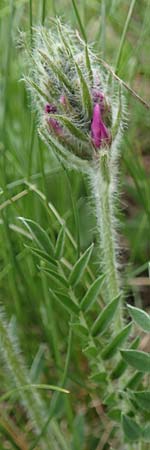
[26,20,121,167]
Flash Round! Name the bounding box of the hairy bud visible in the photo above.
[24,20,123,170]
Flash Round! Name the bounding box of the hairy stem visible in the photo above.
[90,152,122,328]
[0,309,54,450]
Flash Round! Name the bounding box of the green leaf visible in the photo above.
[125,372,143,390]
[69,243,93,287]
[48,113,88,142]
[108,408,122,423]
[112,83,122,139]
[85,44,93,83]
[49,288,79,315]
[39,50,73,93]
[142,424,150,442]
[75,61,93,120]
[19,217,54,255]
[0,384,69,404]
[111,336,140,380]
[30,345,45,383]
[127,304,150,332]
[91,295,120,337]
[122,415,142,442]
[101,322,132,360]
[121,349,150,372]
[25,76,51,103]
[25,245,56,267]
[71,321,89,337]
[132,391,150,412]
[55,226,65,259]
[89,371,107,383]
[39,266,68,288]
[80,274,105,312]
[82,343,97,358]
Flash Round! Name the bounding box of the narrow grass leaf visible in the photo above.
[71,0,87,42]
[49,288,79,315]
[0,384,69,404]
[122,414,142,442]
[19,217,54,255]
[121,349,150,372]
[91,294,120,337]
[101,322,132,360]
[127,304,150,332]
[80,274,105,312]
[69,243,93,287]
[55,226,65,259]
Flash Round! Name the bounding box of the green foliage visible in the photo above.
[132,391,150,412]
[80,273,105,312]
[69,243,93,287]
[121,349,150,372]
[0,1,150,449]
[127,304,150,332]
[91,294,120,337]
[122,414,142,442]
[101,322,132,360]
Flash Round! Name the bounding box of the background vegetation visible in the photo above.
[0,0,150,449]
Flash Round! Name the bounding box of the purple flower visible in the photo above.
[44,103,57,114]
[45,103,62,136]
[91,103,110,149]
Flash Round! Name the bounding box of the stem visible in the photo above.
[90,152,122,328]
[0,309,51,450]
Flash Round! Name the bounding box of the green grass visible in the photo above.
[0,1,150,449]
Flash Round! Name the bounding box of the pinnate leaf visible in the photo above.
[19,217,54,255]
[121,349,150,372]
[69,243,93,287]
[111,336,140,380]
[80,274,105,312]
[101,322,132,360]
[55,226,65,259]
[132,391,150,412]
[91,294,120,337]
[122,415,142,442]
[49,289,79,315]
[127,304,150,332]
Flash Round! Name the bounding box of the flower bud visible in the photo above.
[25,20,123,168]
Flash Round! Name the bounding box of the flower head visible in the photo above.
[25,20,123,169]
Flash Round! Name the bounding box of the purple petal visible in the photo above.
[91,103,110,148]
[45,103,57,114]
[60,95,67,106]
[48,118,63,136]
